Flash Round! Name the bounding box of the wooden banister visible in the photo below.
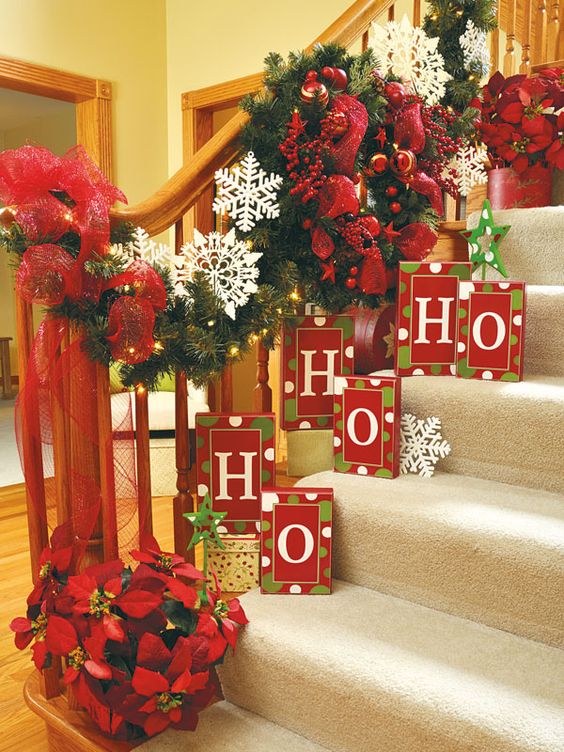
[110,0,394,236]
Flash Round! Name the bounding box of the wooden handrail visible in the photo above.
[110,0,394,235]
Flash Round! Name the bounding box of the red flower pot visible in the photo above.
[352,303,396,374]
[487,165,553,210]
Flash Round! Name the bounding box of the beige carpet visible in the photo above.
[466,206,564,284]
[524,285,564,375]
[297,470,564,647]
[219,582,564,752]
[140,701,330,751]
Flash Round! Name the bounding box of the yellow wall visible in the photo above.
[0,0,169,375]
[0,0,169,205]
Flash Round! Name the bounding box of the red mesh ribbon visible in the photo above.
[15,318,139,566]
[3,145,145,568]
[0,145,126,262]
[311,175,360,259]
[395,223,438,261]
[358,244,387,295]
[394,103,444,216]
[330,94,369,176]
[104,259,167,364]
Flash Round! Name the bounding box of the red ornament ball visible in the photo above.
[385,185,399,197]
[345,277,357,289]
[332,68,348,91]
[300,72,329,107]
[363,215,381,237]
[365,152,388,176]
[390,149,417,177]
[389,201,402,214]
[302,218,313,230]
[384,81,406,109]
[328,110,348,137]
[349,266,359,276]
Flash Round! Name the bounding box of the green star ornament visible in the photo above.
[184,494,226,599]
[459,199,511,280]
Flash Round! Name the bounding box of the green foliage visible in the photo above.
[240,44,445,313]
[423,0,497,110]
[1,220,289,391]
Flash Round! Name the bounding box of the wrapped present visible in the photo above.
[208,535,260,592]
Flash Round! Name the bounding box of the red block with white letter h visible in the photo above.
[395,261,472,376]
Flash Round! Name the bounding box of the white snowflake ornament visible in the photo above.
[212,151,283,232]
[369,14,450,105]
[175,228,262,319]
[449,144,488,197]
[400,413,451,478]
[459,20,491,76]
[111,226,172,267]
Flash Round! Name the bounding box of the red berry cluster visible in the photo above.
[279,109,348,203]
[336,213,380,254]
[419,101,464,195]
[420,103,462,161]
[280,112,330,203]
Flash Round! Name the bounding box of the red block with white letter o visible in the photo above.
[196,412,276,535]
[333,375,401,479]
[281,315,355,430]
[260,487,333,594]
[395,261,472,376]
[457,280,526,381]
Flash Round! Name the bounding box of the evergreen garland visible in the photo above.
[1,220,288,391]
[423,0,497,111]
[238,44,473,313]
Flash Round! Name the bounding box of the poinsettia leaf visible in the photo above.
[137,632,172,671]
[85,659,112,680]
[161,600,198,634]
[120,566,132,591]
[45,614,77,655]
[144,711,171,737]
[132,666,168,696]
[83,559,125,587]
[173,562,205,579]
[115,589,162,619]
[10,617,32,633]
[167,578,198,608]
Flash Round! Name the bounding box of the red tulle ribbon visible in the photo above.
[394,103,444,216]
[330,94,369,176]
[395,223,439,261]
[0,145,154,568]
[311,175,360,259]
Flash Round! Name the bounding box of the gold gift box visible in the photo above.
[208,535,260,593]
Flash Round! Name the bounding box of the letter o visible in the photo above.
[277,524,314,564]
[472,311,506,350]
[347,407,379,446]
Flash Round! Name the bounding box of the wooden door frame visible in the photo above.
[181,72,263,236]
[0,55,113,178]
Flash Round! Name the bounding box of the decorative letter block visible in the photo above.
[395,261,472,376]
[260,487,333,594]
[196,413,275,534]
[457,281,526,381]
[333,375,401,478]
[281,315,355,430]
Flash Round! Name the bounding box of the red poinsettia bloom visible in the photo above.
[546,111,564,170]
[27,542,73,608]
[43,614,113,684]
[195,572,248,662]
[10,606,50,669]
[119,634,213,736]
[131,534,204,581]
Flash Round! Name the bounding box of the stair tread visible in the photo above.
[524,284,564,376]
[297,470,564,646]
[467,206,564,286]
[373,372,564,494]
[139,700,331,751]
[220,582,564,752]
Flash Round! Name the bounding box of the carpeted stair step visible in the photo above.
[377,372,564,494]
[466,206,564,285]
[296,471,564,648]
[525,285,564,376]
[139,700,331,751]
[219,582,564,752]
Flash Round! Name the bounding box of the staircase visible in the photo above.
[137,222,564,751]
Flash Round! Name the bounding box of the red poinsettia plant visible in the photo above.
[10,534,247,739]
[479,68,564,174]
